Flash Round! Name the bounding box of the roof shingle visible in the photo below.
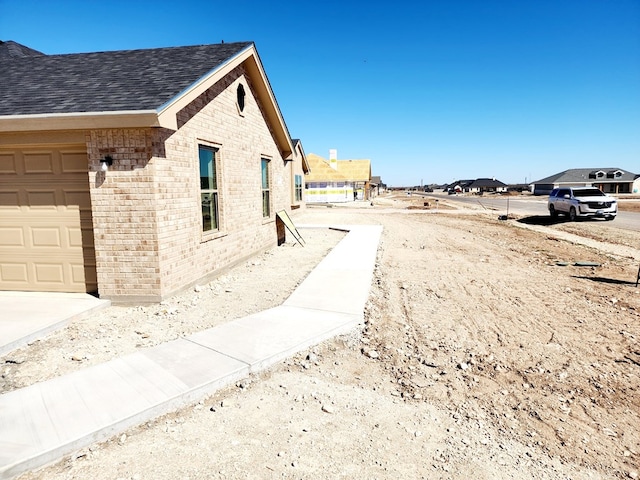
[0,42,252,116]
[0,40,44,60]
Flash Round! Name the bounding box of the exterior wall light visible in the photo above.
[100,156,113,172]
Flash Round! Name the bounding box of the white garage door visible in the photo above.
[0,146,97,293]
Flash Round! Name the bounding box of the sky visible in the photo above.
[1,0,638,187]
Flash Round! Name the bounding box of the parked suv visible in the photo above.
[548,187,617,221]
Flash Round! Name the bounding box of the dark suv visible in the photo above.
[548,187,617,221]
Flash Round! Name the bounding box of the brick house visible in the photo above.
[0,40,308,303]
[445,178,507,194]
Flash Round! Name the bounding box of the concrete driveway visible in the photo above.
[0,292,110,356]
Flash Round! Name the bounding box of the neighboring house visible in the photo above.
[531,168,640,196]
[445,178,507,194]
[444,179,473,193]
[467,178,508,194]
[370,175,386,196]
[506,183,531,193]
[0,40,306,303]
[305,152,372,203]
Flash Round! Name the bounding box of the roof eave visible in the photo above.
[0,110,160,133]
[293,140,310,173]
[241,46,294,158]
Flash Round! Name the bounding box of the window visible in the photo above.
[261,158,270,218]
[199,145,219,232]
[294,174,303,202]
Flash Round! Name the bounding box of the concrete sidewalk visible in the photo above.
[0,224,382,480]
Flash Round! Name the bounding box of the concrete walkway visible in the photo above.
[0,224,382,480]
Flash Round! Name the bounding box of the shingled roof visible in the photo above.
[0,40,44,60]
[533,168,638,184]
[468,178,507,189]
[0,41,252,116]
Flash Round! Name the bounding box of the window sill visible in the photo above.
[201,230,227,243]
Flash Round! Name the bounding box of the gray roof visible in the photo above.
[533,168,638,184]
[0,40,44,60]
[468,178,507,188]
[448,179,474,188]
[0,41,252,116]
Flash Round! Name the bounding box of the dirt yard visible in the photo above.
[6,194,640,480]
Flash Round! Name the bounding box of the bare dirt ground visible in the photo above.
[5,194,640,480]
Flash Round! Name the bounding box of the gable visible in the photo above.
[306,154,348,182]
[305,154,372,183]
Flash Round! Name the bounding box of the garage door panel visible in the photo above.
[32,227,62,248]
[0,191,20,207]
[64,189,92,209]
[61,152,88,173]
[34,262,65,284]
[24,152,54,174]
[0,146,96,293]
[0,226,25,247]
[0,263,28,283]
[26,190,57,207]
[68,227,83,248]
[0,154,17,173]
[71,263,88,283]
[0,253,88,292]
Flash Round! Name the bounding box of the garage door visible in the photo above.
[0,146,97,293]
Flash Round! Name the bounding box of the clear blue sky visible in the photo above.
[1,0,638,186]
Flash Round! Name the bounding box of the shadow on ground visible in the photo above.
[517,215,566,226]
[573,276,638,286]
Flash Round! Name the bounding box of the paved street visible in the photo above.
[420,192,640,231]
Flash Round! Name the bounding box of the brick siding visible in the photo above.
[87,66,296,303]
